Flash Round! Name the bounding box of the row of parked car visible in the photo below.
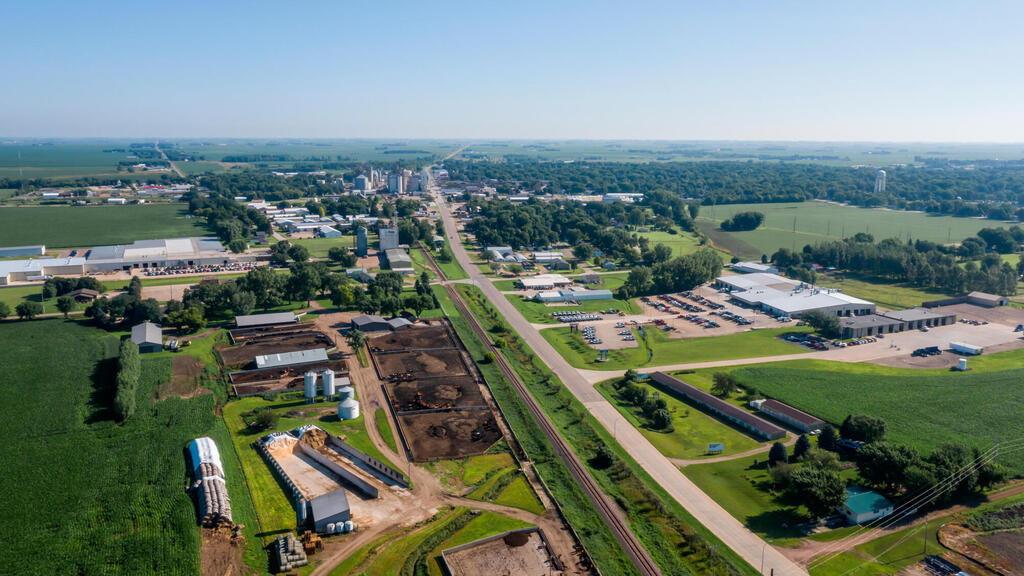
[838,337,878,348]
[552,311,603,323]
[911,346,942,357]
[580,325,602,345]
[711,309,752,326]
[679,313,720,328]
[786,333,831,350]
[681,291,725,310]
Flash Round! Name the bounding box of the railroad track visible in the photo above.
[418,244,662,576]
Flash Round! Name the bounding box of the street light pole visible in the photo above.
[761,542,766,574]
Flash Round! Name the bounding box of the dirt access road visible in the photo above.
[434,192,807,576]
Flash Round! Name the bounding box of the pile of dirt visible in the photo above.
[938,523,1024,576]
[298,426,330,450]
[201,524,245,576]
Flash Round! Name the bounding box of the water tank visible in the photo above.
[338,397,360,420]
[344,521,355,533]
[958,358,968,371]
[326,523,336,534]
[322,369,336,399]
[304,371,318,403]
[337,384,354,401]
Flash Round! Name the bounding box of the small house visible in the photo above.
[131,322,163,353]
[840,487,893,525]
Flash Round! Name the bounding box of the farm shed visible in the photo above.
[235,311,297,329]
[880,308,956,330]
[751,399,825,433]
[254,348,329,369]
[651,372,786,440]
[130,322,163,353]
[0,245,45,258]
[840,487,892,524]
[967,292,1008,308]
[351,315,391,332]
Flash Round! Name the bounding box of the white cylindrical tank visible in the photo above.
[322,369,336,399]
[958,358,968,371]
[337,382,354,401]
[338,397,360,420]
[344,521,355,533]
[326,523,336,534]
[304,371,318,403]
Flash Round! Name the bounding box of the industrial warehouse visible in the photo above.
[714,273,875,318]
[0,236,249,284]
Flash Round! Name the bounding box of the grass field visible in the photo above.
[543,325,811,371]
[696,201,1006,259]
[281,235,354,258]
[637,229,732,261]
[595,378,762,460]
[817,273,953,310]
[0,319,261,575]
[728,357,1024,472]
[0,204,207,248]
[373,407,398,453]
[683,453,862,544]
[0,142,139,178]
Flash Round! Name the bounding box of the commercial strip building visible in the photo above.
[837,307,957,339]
[515,274,574,290]
[533,289,613,303]
[714,273,875,318]
[651,372,786,440]
[749,399,824,433]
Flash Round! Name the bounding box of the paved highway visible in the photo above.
[433,192,808,576]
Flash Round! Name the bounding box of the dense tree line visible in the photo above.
[616,248,723,299]
[777,230,1021,296]
[183,189,270,252]
[114,339,140,421]
[444,159,1024,219]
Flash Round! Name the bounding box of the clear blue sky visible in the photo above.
[2,0,1022,141]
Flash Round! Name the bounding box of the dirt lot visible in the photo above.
[218,332,334,366]
[373,349,469,380]
[368,323,457,352]
[443,529,556,576]
[936,303,1024,327]
[158,355,206,399]
[396,410,502,461]
[201,525,244,576]
[384,376,486,413]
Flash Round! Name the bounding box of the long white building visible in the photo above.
[715,273,875,317]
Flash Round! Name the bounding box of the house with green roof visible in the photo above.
[840,486,893,524]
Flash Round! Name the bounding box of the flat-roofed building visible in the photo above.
[839,314,906,339]
[0,257,87,285]
[0,245,45,258]
[880,308,956,330]
[715,273,875,318]
[516,274,573,290]
[731,261,779,274]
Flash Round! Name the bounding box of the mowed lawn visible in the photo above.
[0,204,208,248]
[637,229,732,261]
[731,357,1024,472]
[543,325,811,370]
[695,201,1005,259]
[817,273,953,310]
[0,319,260,574]
[506,294,640,324]
[595,378,762,460]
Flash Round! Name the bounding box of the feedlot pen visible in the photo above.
[368,320,504,461]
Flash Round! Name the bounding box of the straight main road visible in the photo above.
[433,192,808,576]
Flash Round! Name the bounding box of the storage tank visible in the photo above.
[337,381,354,401]
[338,397,360,420]
[326,523,336,534]
[296,498,307,524]
[958,358,968,371]
[304,371,318,403]
[322,369,336,399]
[344,521,355,533]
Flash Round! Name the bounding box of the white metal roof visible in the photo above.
[255,348,328,369]
[235,312,297,328]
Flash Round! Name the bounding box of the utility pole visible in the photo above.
[923,518,928,557]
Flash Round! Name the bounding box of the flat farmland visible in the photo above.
[0,204,207,248]
[732,359,1024,472]
[172,139,461,163]
[696,201,1004,259]
[0,142,136,178]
